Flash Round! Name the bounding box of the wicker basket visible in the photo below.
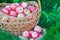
[0,0,41,36]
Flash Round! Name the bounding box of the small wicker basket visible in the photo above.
[0,0,41,36]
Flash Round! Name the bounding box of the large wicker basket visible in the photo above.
[0,0,41,36]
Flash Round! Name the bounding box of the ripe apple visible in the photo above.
[9,10,17,17]
[34,25,42,33]
[16,6,23,14]
[28,6,36,13]
[17,13,25,19]
[31,32,39,39]
[24,9,30,15]
[10,3,18,10]
[2,7,10,15]
[22,31,31,38]
[27,13,33,20]
[19,2,28,8]
[29,38,34,40]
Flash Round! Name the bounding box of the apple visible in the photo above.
[29,38,34,40]
[29,31,34,35]
[10,3,18,10]
[22,31,31,38]
[19,2,28,8]
[34,25,42,33]
[9,10,17,17]
[2,7,10,15]
[16,6,23,14]
[31,32,39,39]
[28,6,36,13]
[39,33,42,37]
[17,13,25,19]
[24,9,30,15]
[27,14,33,20]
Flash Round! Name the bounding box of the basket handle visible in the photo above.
[37,0,41,9]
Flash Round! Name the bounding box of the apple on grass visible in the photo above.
[22,31,31,38]
[31,32,39,39]
[34,25,42,33]
[29,38,34,40]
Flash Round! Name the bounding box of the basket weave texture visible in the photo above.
[0,1,41,35]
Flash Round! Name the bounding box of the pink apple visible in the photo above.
[22,31,31,38]
[17,13,25,19]
[2,7,10,15]
[9,10,17,17]
[29,31,34,35]
[5,5,11,11]
[19,2,28,8]
[24,9,30,15]
[29,38,34,40]
[27,14,33,20]
[28,6,36,13]
[10,3,18,10]
[39,33,42,37]
[34,26,42,33]
[31,32,39,39]
[16,6,23,14]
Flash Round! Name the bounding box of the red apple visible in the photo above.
[27,13,33,20]
[16,6,23,14]
[5,5,11,11]
[28,6,36,13]
[2,7,10,15]
[29,31,34,35]
[22,31,31,38]
[39,33,42,37]
[31,32,39,39]
[9,10,17,17]
[19,2,28,8]
[34,25,42,33]
[17,13,25,19]
[10,3,18,10]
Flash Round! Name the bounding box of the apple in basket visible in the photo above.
[28,6,36,13]
[5,5,11,11]
[2,7,10,15]
[34,25,42,33]
[9,10,17,17]
[22,31,31,38]
[27,13,33,20]
[16,6,24,14]
[31,32,39,39]
[24,9,30,15]
[29,38,34,40]
[19,2,28,8]
[17,13,25,19]
[10,3,18,10]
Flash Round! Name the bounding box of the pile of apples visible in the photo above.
[2,2,36,19]
[20,25,43,40]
